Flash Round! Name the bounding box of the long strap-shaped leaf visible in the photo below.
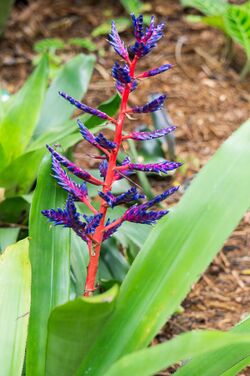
[0,238,30,376]
[33,53,95,139]
[45,286,119,376]
[0,55,48,166]
[103,330,250,376]
[26,156,71,376]
[175,316,250,375]
[77,118,250,375]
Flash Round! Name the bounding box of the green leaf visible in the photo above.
[0,196,30,223]
[77,118,250,375]
[45,286,119,376]
[104,331,250,376]
[100,239,130,283]
[92,18,130,37]
[70,232,89,297]
[180,0,228,16]
[33,53,95,139]
[68,38,97,52]
[34,38,65,53]
[175,316,250,375]
[224,4,250,59]
[119,0,143,14]
[0,238,30,376]
[0,149,44,193]
[186,15,226,32]
[26,156,71,376]
[0,227,19,253]
[27,94,121,152]
[0,55,48,165]
[221,356,250,376]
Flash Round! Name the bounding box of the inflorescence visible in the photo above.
[42,14,181,296]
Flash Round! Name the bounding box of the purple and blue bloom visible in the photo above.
[42,13,181,295]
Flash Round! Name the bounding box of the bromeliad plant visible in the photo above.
[2,13,250,376]
[42,14,180,296]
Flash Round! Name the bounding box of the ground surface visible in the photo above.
[1,0,250,374]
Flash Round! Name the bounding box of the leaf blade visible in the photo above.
[0,55,48,163]
[33,53,95,138]
[104,330,250,376]
[0,238,30,376]
[26,156,71,376]
[45,286,119,376]
[77,119,250,375]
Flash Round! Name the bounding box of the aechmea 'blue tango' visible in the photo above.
[42,14,181,296]
[117,160,182,174]
[129,94,167,114]
[123,126,176,141]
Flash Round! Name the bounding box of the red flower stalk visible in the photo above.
[42,14,180,296]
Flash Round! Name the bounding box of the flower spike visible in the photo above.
[42,196,89,242]
[123,206,168,225]
[108,21,130,62]
[78,120,116,151]
[42,15,181,296]
[129,95,167,114]
[137,64,173,78]
[123,126,176,141]
[95,133,116,150]
[122,186,179,225]
[46,145,104,186]
[59,92,116,124]
[51,157,88,201]
[130,14,165,58]
[116,160,181,175]
[99,187,145,208]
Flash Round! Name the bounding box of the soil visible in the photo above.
[1,0,250,374]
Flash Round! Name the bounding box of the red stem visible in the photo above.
[83,57,138,296]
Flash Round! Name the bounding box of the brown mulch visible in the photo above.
[1,0,250,374]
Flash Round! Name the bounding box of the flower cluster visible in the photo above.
[42,14,180,296]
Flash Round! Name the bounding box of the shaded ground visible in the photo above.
[1,0,250,374]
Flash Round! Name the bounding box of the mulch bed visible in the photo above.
[1,0,250,374]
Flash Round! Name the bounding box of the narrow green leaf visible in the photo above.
[0,227,19,253]
[104,331,250,376]
[221,356,250,376]
[0,238,30,376]
[33,54,95,138]
[26,156,71,376]
[45,286,119,376]
[175,316,250,375]
[77,119,250,375]
[0,55,48,164]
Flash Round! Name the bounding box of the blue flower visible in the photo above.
[130,14,165,58]
[108,21,129,62]
[130,95,167,114]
